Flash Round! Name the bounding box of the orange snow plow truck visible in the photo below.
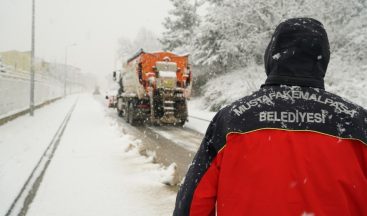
[113,49,192,126]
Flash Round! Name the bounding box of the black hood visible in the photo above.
[263,18,330,89]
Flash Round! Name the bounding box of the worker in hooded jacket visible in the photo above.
[173,17,367,216]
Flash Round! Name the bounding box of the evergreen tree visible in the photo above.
[192,0,285,71]
[192,0,366,73]
[161,0,201,52]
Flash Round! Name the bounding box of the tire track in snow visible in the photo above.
[188,115,211,123]
[94,95,205,184]
[5,98,78,216]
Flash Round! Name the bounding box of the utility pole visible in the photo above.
[30,0,35,116]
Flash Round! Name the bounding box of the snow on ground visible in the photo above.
[199,61,367,111]
[27,94,176,216]
[148,128,196,152]
[148,126,200,152]
[199,64,266,112]
[0,94,177,216]
[184,98,216,134]
[0,96,77,216]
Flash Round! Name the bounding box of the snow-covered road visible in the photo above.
[0,96,77,216]
[96,95,211,181]
[1,94,177,216]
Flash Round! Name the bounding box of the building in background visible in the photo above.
[0,50,32,73]
[0,50,95,91]
[0,50,96,117]
[0,50,51,74]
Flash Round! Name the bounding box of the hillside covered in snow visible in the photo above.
[160,0,367,110]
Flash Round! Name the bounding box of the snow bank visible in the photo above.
[198,59,367,111]
[160,163,179,186]
[185,99,216,134]
[199,64,266,111]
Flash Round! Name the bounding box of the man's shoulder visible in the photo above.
[322,89,367,116]
[217,88,268,118]
[213,85,366,141]
[219,85,367,119]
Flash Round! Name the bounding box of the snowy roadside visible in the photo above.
[0,95,78,216]
[185,98,216,134]
[24,94,176,216]
[199,64,367,111]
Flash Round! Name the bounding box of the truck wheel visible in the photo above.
[118,109,123,117]
[117,98,124,117]
[125,103,130,122]
[128,103,137,126]
[123,105,129,121]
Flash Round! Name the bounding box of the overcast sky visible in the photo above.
[0,0,172,80]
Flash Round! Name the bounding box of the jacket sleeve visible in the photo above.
[173,112,227,216]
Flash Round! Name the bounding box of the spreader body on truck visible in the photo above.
[113,49,192,126]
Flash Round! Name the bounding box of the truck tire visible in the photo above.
[117,98,124,117]
[128,103,138,126]
[118,109,123,117]
[125,102,130,122]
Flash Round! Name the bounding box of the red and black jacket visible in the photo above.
[173,18,367,216]
[173,85,367,216]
